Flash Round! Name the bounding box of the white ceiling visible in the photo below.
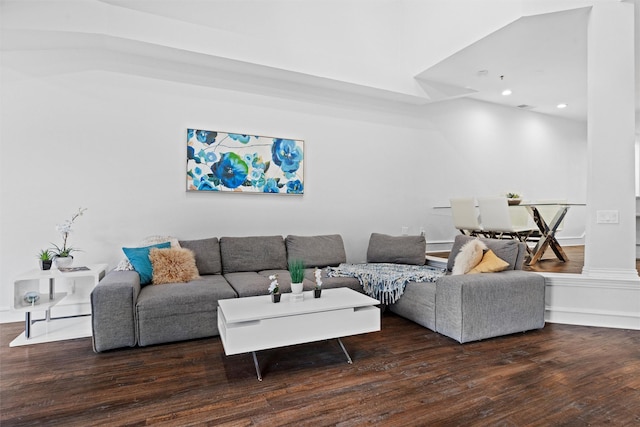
[415,5,639,124]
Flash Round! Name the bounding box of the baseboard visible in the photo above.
[0,308,24,324]
[541,272,640,330]
[546,305,640,330]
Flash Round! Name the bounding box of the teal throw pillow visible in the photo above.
[122,242,171,285]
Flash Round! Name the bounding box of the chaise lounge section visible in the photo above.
[389,234,546,343]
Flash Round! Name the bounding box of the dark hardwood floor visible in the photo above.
[2,310,640,426]
[2,245,639,426]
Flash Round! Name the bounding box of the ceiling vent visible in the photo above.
[517,104,535,110]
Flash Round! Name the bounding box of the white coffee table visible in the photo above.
[218,287,380,380]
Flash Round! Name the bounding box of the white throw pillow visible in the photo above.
[451,239,487,275]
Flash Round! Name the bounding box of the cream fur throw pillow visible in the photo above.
[149,247,200,285]
[452,239,488,275]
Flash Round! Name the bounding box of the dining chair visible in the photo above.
[477,197,537,254]
[449,198,484,236]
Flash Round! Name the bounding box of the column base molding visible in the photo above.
[581,266,640,281]
[541,272,640,330]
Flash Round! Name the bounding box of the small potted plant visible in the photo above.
[37,249,53,271]
[313,267,323,298]
[289,259,305,294]
[268,274,281,303]
[506,192,522,205]
[51,207,87,268]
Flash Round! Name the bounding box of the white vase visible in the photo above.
[291,282,304,294]
[54,256,73,269]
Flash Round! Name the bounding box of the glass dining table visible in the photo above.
[514,202,585,265]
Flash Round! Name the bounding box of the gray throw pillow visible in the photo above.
[178,237,221,275]
[220,235,288,274]
[285,234,347,267]
[366,233,426,265]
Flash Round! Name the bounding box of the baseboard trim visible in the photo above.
[0,308,24,324]
[546,305,640,329]
[541,272,640,330]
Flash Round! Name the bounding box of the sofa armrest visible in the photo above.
[435,270,545,343]
[90,270,141,352]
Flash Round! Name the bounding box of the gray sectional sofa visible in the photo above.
[91,233,545,352]
[91,234,360,352]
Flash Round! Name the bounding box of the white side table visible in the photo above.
[10,263,107,347]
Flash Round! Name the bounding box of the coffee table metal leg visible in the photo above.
[337,338,353,364]
[24,312,31,339]
[252,351,262,381]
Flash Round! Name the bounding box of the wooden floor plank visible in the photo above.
[2,312,640,426]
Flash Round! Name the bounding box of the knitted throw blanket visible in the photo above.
[327,263,446,304]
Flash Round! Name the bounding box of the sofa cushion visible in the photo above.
[389,281,437,330]
[447,235,520,272]
[303,268,362,292]
[366,233,426,265]
[179,237,222,275]
[285,234,347,267]
[122,242,172,285]
[468,250,510,274]
[135,274,237,346]
[220,235,287,273]
[149,247,200,285]
[223,271,278,297]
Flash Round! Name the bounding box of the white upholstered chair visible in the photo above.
[449,198,484,236]
[477,197,537,254]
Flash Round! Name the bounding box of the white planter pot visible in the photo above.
[54,256,73,269]
[291,282,304,294]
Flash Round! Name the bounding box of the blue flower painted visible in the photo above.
[229,134,251,144]
[212,152,249,189]
[272,139,303,174]
[194,130,217,145]
[263,178,280,193]
[196,179,217,191]
[205,151,217,163]
[286,179,304,194]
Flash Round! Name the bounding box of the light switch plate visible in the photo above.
[596,210,619,224]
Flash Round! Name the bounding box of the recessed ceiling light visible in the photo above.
[502,89,512,96]
[557,103,568,109]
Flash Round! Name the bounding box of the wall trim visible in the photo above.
[541,272,640,330]
[581,266,640,281]
[0,307,23,324]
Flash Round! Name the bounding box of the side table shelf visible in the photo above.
[10,263,107,347]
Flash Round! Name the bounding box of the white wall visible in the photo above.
[0,0,589,322]
[0,68,587,322]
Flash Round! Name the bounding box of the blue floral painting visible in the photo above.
[187,129,304,194]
